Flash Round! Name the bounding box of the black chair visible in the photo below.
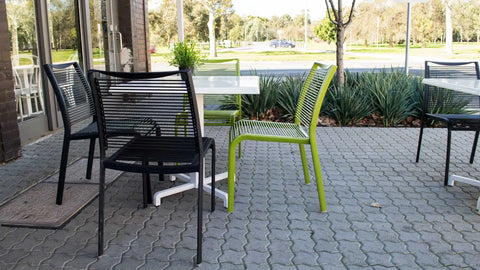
[43,62,97,205]
[416,61,480,185]
[88,69,215,265]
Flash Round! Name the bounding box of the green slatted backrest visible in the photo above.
[195,58,241,110]
[294,63,337,131]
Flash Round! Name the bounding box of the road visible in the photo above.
[152,43,448,76]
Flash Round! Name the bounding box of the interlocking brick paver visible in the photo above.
[1,127,480,269]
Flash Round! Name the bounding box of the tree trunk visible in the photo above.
[11,22,19,59]
[207,9,217,57]
[445,2,453,55]
[336,25,345,86]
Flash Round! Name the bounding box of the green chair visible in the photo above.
[227,62,337,212]
[196,58,242,155]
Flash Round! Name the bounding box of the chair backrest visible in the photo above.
[12,55,41,95]
[195,58,241,111]
[294,62,337,132]
[43,62,95,127]
[424,61,480,115]
[88,69,203,154]
[11,54,38,66]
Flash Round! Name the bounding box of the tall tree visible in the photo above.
[325,0,356,86]
[444,0,453,54]
[6,0,31,57]
[200,0,232,57]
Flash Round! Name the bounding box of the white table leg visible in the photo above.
[448,174,480,212]
[153,172,230,208]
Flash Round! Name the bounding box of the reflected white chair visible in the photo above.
[11,55,44,120]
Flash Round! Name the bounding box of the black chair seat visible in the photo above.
[427,113,480,128]
[70,121,98,140]
[105,137,214,174]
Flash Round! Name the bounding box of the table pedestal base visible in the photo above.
[153,172,229,208]
[448,175,480,212]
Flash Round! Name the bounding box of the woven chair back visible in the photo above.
[425,61,480,115]
[44,62,95,126]
[294,62,336,130]
[89,70,202,154]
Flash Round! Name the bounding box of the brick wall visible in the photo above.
[0,0,21,162]
[118,0,149,72]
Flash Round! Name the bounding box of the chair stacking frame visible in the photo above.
[88,69,215,265]
[226,62,336,212]
[196,59,243,156]
[43,62,97,205]
[416,61,480,185]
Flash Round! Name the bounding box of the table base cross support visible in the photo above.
[448,174,480,212]
[153,172,230,208]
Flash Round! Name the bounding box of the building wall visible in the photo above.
[0,0,21,162]
[118,0,150,72]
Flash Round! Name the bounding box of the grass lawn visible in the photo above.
[151,42,480,63]
[23,42,478,64]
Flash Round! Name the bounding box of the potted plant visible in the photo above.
[169,40,204,72]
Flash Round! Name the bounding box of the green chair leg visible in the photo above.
[238,142,242,158]
[299,144,310,184]
[310,140,327,212]
[227,139,240,212]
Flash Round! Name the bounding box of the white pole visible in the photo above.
[405,2,411,75]
[176,0,184,41]
[304,0,308,50]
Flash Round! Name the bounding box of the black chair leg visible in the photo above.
[470,131,479,164]
[57,137,70,205]
[416,125,424,163]
[146,173,153,204]
[98,163,105,256]
[158,162,164,182]
[86,138,96,179]
[445,128,452,186]
[142,172,152,208]
[196,161,204,265]
[211,143,216,212]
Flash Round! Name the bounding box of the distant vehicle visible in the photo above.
[270,40,295,48]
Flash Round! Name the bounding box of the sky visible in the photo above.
[231,0,327,21]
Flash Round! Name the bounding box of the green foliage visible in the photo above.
[168,41,205,70]
[277,73,306,122]
[321,71,374,126]
[313,15,337,44]
[426,90,471,115]
[362,69,418,126]
[408,76,425,117]
[241,71,280,120]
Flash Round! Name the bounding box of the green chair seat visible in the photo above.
[227,62,337,213]
[230,120,309,143]
[204,109,238,120]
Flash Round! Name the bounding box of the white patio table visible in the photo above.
[422,78,480,211]
[150,75,260,207]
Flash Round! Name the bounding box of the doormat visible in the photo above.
[0,158,123,229]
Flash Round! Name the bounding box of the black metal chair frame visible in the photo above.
[416,61,480,185]
[88,69,215,265]
[43,62,97,205]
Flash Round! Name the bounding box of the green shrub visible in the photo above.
[362,69,418,126]
[168,41,204,70]
[242,71,280,120]
[277,73,306,122]
[408,75,425,117]
[321,71,374,126]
